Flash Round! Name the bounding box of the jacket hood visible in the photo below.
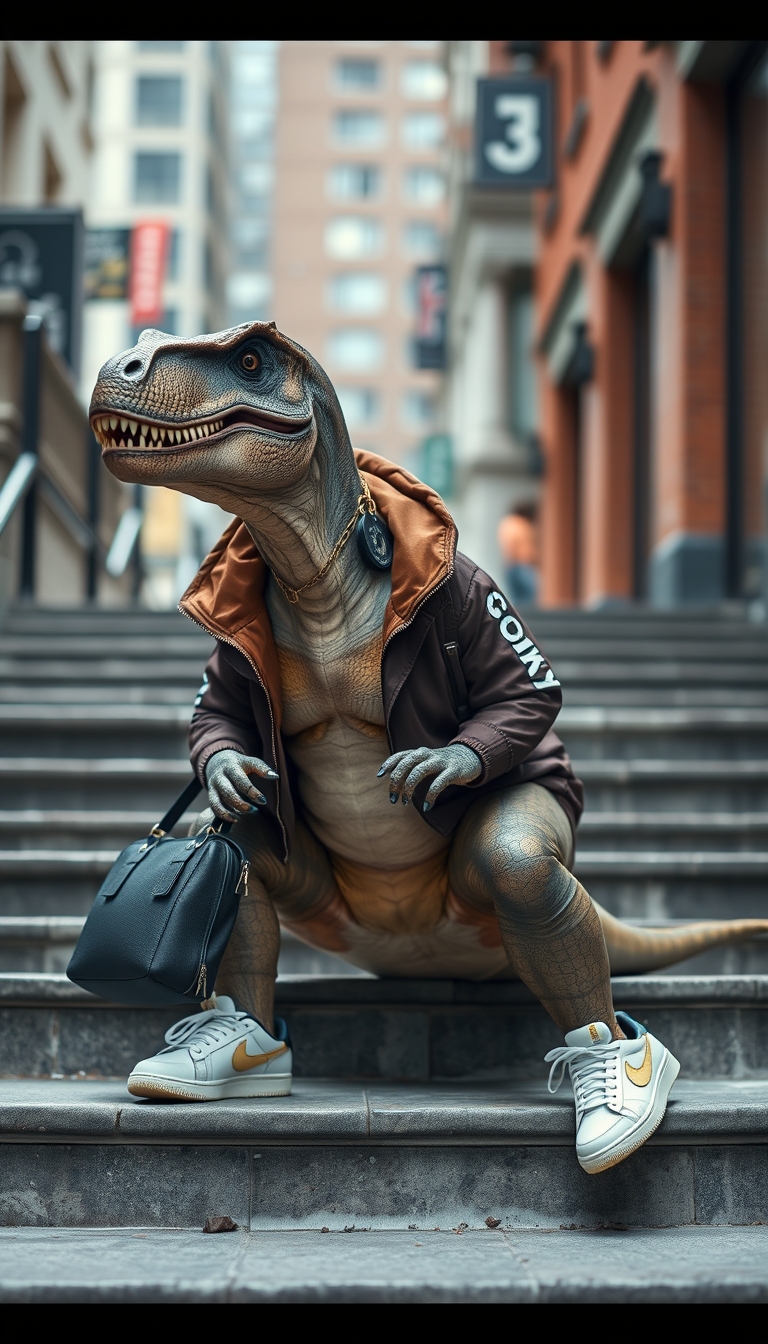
[179,450,458,703]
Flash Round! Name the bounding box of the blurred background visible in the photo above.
[0,39,766,614]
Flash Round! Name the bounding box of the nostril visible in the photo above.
[122,359,144,379]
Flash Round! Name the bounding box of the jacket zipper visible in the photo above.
[179,607,289,862]
[380,569,455,748]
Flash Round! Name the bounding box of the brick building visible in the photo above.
[530,41,768,608]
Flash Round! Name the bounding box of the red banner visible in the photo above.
[129,221,169,327]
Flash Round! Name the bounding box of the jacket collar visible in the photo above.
[179,449,457,710]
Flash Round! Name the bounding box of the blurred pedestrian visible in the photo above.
[498,502,539,606]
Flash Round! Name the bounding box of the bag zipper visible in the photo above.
[195,964,207,997]
[236,860,250,897]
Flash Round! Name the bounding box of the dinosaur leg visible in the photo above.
[200,806,348,1032]
[449,781,623,1038]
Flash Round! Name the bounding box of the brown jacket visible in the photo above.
[181,451,583,860]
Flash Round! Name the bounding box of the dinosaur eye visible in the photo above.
[240,351,260,372]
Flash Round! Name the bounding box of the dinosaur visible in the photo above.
[89,320,768,1043]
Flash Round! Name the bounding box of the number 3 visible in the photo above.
[485,94,540,174]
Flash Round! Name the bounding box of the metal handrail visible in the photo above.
[0,452,141,579]
[0,453,37,538]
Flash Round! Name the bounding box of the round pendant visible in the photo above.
[356,510,393,571]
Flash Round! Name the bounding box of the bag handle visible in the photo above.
[150,777,233,839]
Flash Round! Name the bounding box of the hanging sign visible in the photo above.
[0,208,83,372]
[413,264,447,370]
[129,220,169,327]
[475,77,554,188]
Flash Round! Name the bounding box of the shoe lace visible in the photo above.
[161,1008,249,1054]
[544,1042,620,1114]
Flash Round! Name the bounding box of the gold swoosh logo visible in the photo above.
[232,1041,288,1073]
[625,1036,652,1087]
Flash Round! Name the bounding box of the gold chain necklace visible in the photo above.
[271,476,376,605]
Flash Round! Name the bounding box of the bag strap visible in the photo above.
[151,778,234,839]
[440,585,470,722]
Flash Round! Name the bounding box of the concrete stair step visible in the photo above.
[1,1224,767,1302]
[0,919,358,977]
[2,915,763,977]
[2,972,767,1082]
[0,1076,766,1235]
[5,848,768,881]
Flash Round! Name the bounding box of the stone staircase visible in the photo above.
[1,604,768,1302]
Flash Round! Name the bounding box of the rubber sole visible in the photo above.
[578,1049,681,1175]
[126,1073,293,1102]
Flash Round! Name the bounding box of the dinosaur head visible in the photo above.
[90,320,356,516]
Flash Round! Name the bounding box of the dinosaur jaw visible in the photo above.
[92,405,314,454]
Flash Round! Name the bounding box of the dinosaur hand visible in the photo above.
[377,744,481,812]
[204,749,278,822]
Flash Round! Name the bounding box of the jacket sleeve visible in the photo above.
[449,565,563,784]
[189,644,265,785]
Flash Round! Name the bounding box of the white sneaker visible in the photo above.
[545,1011,680,1174]
[127,995,293,1102]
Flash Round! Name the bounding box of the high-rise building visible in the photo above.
[228,41,279,327]
[272,41,447,468]
[83,40,232,605]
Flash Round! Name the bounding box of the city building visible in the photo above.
[227,41,279,328]
[271,41,447,471]
[83,40,232,605]
[1,42,93,210]
[0,42,133,608]
[532,40,768,609]
[442,40,541,584]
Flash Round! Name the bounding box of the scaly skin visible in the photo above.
[91,321,768,1037]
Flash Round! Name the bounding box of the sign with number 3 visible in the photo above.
[475,77,554,188]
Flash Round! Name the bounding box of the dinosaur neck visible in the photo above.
[238,432,388,637]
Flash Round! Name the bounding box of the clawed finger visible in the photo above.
[423,767,457,810]
[376,751,410,780]
[242,757,279,780]
[387,749,431,800]
[401,758,442,803]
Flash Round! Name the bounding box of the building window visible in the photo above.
[325,216,384,259]
[335,58,380,91]
[333,109,385,147]
[401,111,445,149]
[401,61,447,101]
[232,219,270,268]
[403,166,445,206]
[327,163,381,200]
[326,328,384,371]
[136,75,183,126]
[401,389,437,427]
[328,272,387,314]
[134,152,181,204]
[136,41,185,53]
[239,161,274,203]
[402,220,441,256]
[337,386,380,427]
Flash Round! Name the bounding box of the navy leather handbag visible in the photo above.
[67,778,247,1006]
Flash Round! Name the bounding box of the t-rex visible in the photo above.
[88,321,768,1160]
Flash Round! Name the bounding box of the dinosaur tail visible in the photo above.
[594,900,768,974]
